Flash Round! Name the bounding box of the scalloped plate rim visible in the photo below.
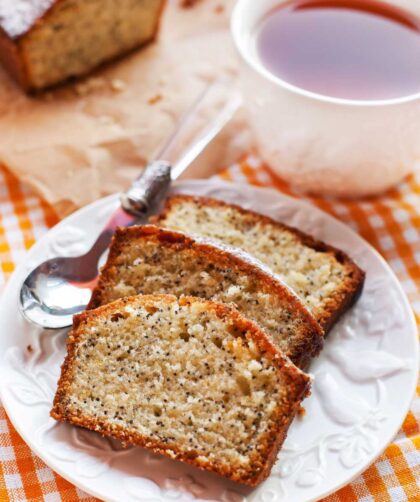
[0,179,418,502]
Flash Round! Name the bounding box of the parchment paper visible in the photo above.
[0,0,253,217]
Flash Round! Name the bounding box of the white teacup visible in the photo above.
[231,0,420,197]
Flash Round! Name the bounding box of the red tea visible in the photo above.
[256,0,420,100]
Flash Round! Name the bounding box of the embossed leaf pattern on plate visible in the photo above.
[0,180,417,502]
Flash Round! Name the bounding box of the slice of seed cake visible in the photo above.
[154,195,365,332]
[51,294,311,486]
[0,0,166,92]
[88,225,323,367]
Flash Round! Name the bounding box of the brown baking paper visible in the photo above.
[0,0,253,217]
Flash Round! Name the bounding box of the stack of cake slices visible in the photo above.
[51,195,364,486]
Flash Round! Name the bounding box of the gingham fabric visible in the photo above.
[0,158,419,502]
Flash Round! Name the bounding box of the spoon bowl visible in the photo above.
[19,204,137,329]
[20,257,95,329]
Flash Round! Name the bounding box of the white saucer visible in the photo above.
[0,179,417,502]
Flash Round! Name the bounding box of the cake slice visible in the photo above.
[154,195,365,332]
[51,294,311,486]
[88,225,323,367]
[0,0,166,91]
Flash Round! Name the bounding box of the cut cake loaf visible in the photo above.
[154,195,365,332]
[0,0,166,91]
[52,294,311,486]
[88,225,323,367]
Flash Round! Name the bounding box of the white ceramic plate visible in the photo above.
[0,180,418,502]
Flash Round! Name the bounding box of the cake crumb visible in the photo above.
[75,77,107,96]
[148,94,163,105]
[111,79,127,93]
[297,404,306,418]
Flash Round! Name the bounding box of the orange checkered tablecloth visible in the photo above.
[0,158,419,502]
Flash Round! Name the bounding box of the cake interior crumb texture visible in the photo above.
[0,0,165,90]
[52,295,310,486]
[88,225,323,366]
[156,195,365,331]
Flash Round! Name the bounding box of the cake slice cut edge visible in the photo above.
[87,225,324,367]
[153,194,365,332]
[51,294,311,487]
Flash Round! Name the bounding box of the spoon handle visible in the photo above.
[120,160,172,216]
[120,79,241,217]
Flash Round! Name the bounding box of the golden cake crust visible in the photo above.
[88,225,324,366]
[51,294,311,487]
[154,195,365,333]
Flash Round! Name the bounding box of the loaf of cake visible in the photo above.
[52,294,311,486]
[0,0,166,91]
[88,225,323,367]
[154,195,365,332]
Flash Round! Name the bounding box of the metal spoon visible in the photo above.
[19,81,241,329]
